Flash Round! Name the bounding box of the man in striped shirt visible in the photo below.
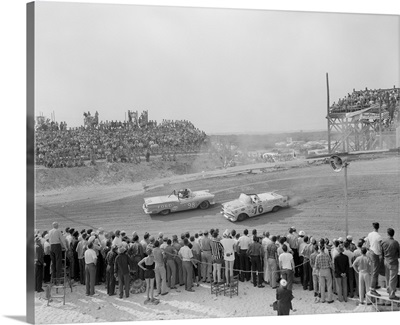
[210,231,224,284]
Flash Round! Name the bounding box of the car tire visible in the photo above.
[159,209,170,216]
[272,206,280,212]
[237,213,247,222]
[199,201,210,210]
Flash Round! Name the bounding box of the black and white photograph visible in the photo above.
[2,1,400,325]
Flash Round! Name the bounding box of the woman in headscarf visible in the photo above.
[276,279,294,316]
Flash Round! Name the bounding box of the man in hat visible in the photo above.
[381,228,400,300]
[365,222,382,296]
[48,222,68,284]
[287,227,300,278]
[220,230,236,284]
[276,279,294,316]
[34,237,45,292]
[200,230,212,283]
[114,245,132,299]
[247,235,265,288]
[105,245,118,296]
[84,242,98,296]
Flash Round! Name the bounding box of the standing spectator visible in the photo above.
[43,234,51,283]
[34,237,45,293]
[262,232,272,284]
[266,235,279,289]
[315,244,334,303]
[76,233,88,285]
[179,238,195,292]
[247,235,264,288]
[114,245,132,299]
[381,228,400,300]
[301,236,314,291]
[276,279,294,316]
[84,242,98,296]
[153,241,168,296]
[310,245,320,300]
[237,229,251,282]
[220,230,236,284]
[112,230,122,247]
[199,230,212,283]
[287,227,300,278]
[172,235,184,286]
[353,247,372,305]
[138,248,157,304]
[49,222,68,284]
[365,222,382,296]
[278,244,294,291]
[334,245,349,302]
[210,231,224,284]
[71,231,80,282]
[129,235,144,280]
[105,245,118,296]
[164,239,178,290]
[190,236,201,287]
[343,241,355,298]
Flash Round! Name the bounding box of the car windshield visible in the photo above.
[238,193,252,204]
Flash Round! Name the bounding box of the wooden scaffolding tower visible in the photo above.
[326,74,399,153]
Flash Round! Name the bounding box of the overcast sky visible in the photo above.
[34,2,399,134]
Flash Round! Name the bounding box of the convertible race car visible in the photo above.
[143,188,215,215]
[221,192,289,222]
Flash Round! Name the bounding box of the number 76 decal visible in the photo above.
[252,205,263,214]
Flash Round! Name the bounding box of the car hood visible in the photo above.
[144,196,177,205]
[222,199,246,211]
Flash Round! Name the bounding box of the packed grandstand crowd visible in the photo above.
[34,222,400,309]
[35,116,208,168]
[330,86,400,115]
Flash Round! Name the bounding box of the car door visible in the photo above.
[250,196,264,217]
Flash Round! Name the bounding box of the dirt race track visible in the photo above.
[35,157,400,240]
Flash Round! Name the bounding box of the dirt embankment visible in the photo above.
[35,154,222,193]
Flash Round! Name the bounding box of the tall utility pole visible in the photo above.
[326,73,331,153]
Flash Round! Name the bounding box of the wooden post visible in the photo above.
[344,164,348,236]
[379,102,382,149]
[326,73,331,153]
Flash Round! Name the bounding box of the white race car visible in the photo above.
[143,188,215,215]
[221,192,289,222]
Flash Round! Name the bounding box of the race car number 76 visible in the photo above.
[252,205,263,214]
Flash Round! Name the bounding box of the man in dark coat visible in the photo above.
[276,279,294,316]
[334,244,350,302]
[34,237,45,292]
[105,245,118,296]
[114,245,132,299]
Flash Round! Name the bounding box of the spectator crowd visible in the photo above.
[34,221,400,314]
[35,117,208,168]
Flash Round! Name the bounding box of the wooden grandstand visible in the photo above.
[326,75,400,153]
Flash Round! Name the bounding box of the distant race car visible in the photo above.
[221,192,289,222]
[143,188,215,215]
